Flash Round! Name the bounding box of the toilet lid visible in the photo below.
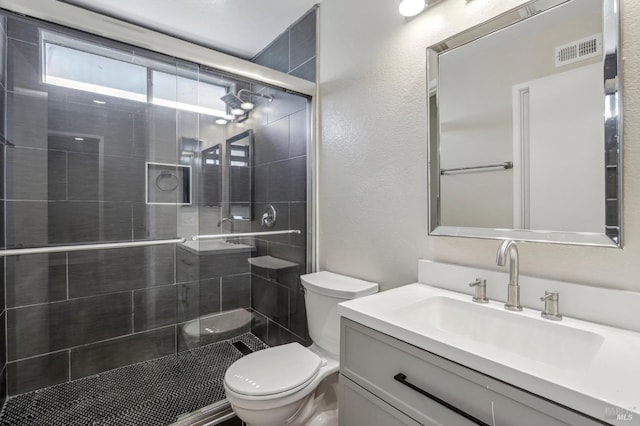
[225,343,322,397]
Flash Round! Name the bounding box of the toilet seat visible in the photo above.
[225,343,322,398]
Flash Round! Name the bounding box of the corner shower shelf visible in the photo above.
[248,256,298,270]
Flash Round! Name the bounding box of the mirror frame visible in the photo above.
[426,0,622,247]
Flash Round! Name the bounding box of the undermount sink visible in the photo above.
[337,262,640,423]
[392,296,604,373]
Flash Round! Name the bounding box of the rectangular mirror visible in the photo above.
[201,143,222,207]
[427,0,622,247]
[226,130,254,220]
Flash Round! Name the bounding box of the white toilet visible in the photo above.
[224,271,378,426]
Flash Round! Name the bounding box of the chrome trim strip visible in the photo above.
[192,230,301,241]
[0,238,187,257]
[0,0,315,96]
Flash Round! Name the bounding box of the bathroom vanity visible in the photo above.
[337,261,640,426]
[340,319,604,425]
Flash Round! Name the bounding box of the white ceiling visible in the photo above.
[63,0,319,59]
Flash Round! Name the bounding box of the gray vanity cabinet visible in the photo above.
[339,318,607,426]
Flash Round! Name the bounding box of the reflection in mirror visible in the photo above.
[202,143,222,206]
[226,130,254,220]
[427,0,622,247]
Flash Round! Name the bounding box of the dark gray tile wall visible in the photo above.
[243,72,310,346]
[1,15,253,397]
[0,14,7,408]
[252,7,317,82]
[1,11,311,398]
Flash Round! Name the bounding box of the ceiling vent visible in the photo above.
[555,33,602,67]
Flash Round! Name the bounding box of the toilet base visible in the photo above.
[234,372,339,426]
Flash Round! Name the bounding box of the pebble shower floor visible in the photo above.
[0,333,267,425]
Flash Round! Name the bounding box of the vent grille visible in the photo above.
[555,33,602,67]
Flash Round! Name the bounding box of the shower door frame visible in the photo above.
[0,0,318,273]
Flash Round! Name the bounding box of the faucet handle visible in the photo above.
[469,278,489,303]
[540,291,562,321]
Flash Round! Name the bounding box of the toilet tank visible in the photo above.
[300,271,378,357]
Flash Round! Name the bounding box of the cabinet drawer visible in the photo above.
[340,318,606,426]
[340,375,421,426]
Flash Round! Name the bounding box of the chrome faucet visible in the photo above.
[217,217,235,242]
[496,240,522,311]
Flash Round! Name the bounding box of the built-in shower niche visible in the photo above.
[146,162,192,205]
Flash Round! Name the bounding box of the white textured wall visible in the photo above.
[318,0,640,292]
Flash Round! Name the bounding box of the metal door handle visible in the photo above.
[393,373,489,426]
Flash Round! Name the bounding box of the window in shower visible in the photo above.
[41,31,148,102]
[41,30,231,118]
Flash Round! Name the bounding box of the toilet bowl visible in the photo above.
[223,271,378,426]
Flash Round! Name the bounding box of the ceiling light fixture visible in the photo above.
[74,137,84,141]
[240,102,255,111]
[215,119,228,125]
[399,0,425,16]
[231,108,245,116]
[93,100,106,105]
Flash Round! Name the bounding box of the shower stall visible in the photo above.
[0,10,313,425]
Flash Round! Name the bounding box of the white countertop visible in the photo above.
[339,283,640,424]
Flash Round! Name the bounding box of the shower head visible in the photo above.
[220,93,244,110]
[220,90,273,113]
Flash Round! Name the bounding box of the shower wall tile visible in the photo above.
[68,246,175,298]
[253,33,290,74]
[253,164,268,203]
[5,148,67,201]
[70,326,175,380]
[0,19,6,91]
[197,277,222,316]
[251,8,316,83]
[265,319,303,347]
[198,251,252,280]
[48,201,133,244]
[254,116,289,166]
[290,11,316,71]
[67,153,144,202]
[7,16,38,44]
[4,201,49,248]
[133,106,178,162]
[176,248,199,283]
[134,285,179,332]
[289,109,308,158]
[268,156,307,202]
[47,100,135,157]
[7,351,69,396]
[288,278,310,342]
[251,275,289,329]
[0,145,4,201]
[289,202,307,248]
[249,12,312,345]
[250,310,269,345]
[7,292,132,360]
[290,57,316,83]
[252,202,290,245]
[133,203,178,239]
[6,37,43,93]
[0,367,6,406]
[269,243,306,269]
[0,311,5,366]
[5,252,67,308]
[6,92,48,149]
[66,152,98,200]
[266,91,308,124]
[221,274,251,311]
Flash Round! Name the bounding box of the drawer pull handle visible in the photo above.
[393,373,489,426]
